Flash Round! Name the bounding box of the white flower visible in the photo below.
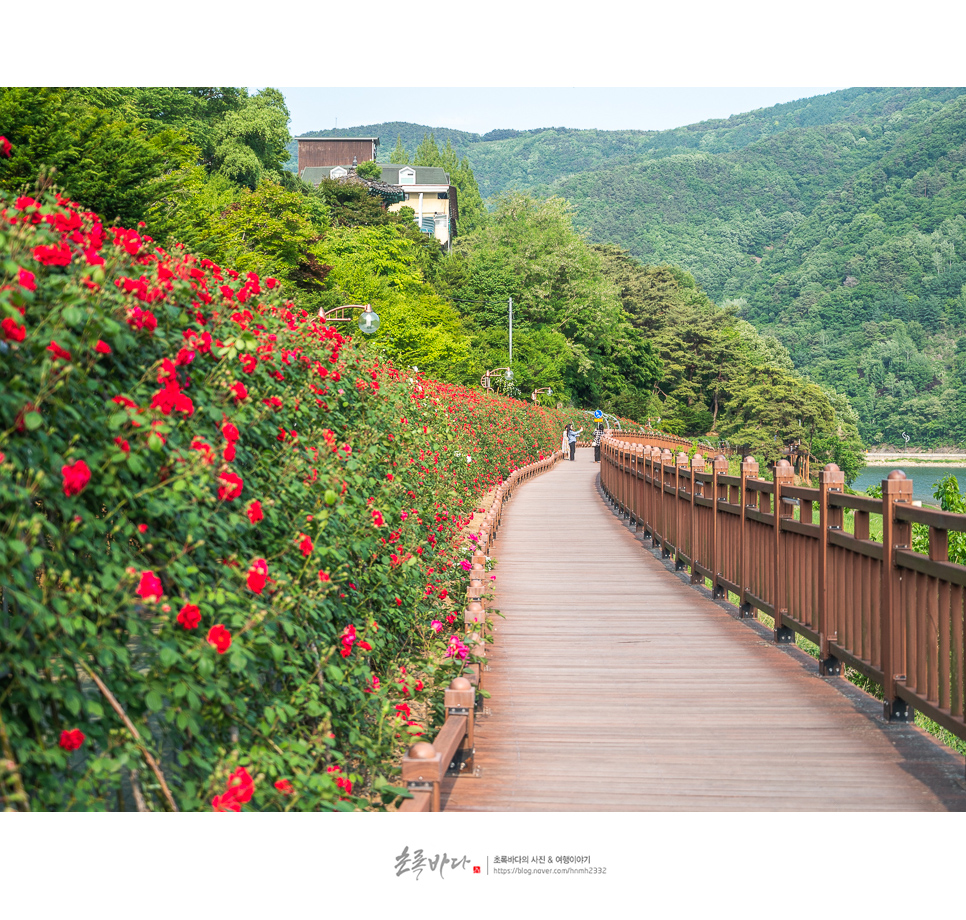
[466,455,472,463]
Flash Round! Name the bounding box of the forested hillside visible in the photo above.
[2,85,863,475]
[321,88,966,447]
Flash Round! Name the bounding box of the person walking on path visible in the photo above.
[566,423,583,461]
[592,423,604,462]
[560,426,568,458]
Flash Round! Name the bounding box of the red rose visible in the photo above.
[1,317,27,342]
[136,570,163,602]
[274,778,294,795]
[61,460,91,497]
[226,766,254,803]
[229,381,248,402]
[18,268,36,291]
[246,500,263,523]
[371,509,385,527]
[299,534,313,556]
[0,136,11,157]
[58,728,85,752]
[47,340,72,362]
[217,471,243,501]
[246,558,268,594]
[318,570,330,583]
[222,421,239,443]
[207,623,232,654]
[211,792,241,812]
[177,603,201,630]
[113,437,130,454]
[95,340,112,354]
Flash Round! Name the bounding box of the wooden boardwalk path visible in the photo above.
[441,449,966,811]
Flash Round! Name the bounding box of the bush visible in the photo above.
[0,188,577,811]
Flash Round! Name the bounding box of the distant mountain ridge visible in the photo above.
[293,88,966,447]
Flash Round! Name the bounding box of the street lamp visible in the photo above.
[481,367,513,391]
[531,387,553,404]
[318,303,381,335]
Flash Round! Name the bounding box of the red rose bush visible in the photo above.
[0,187,592,812]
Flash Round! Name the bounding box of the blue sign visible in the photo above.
[594,409,603,419]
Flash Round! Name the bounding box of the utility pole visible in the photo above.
[509,296,513,365]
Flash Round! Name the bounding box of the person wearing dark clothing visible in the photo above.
[593,423,604,462]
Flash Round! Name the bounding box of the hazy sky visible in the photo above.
[275,87,847,137]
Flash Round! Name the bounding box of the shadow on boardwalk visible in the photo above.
[442,449,966,812]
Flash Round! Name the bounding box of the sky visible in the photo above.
[274,86,848,138]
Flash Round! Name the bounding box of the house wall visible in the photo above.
[387,194,450,245]
[297,139,376,171]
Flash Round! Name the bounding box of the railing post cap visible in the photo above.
[449,676,473,691]
[743,455,757,464]
[886,469,907,481]
[407,741,437,760]
[775,458,792,470]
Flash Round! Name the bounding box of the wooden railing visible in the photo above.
[600,437,966,744]
[398,449,565,811]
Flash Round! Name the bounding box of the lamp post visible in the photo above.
[318,303,381,335]
[481,367,513,391]
[531,387,553,404]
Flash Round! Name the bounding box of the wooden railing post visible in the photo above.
[881,470,915,721]
[818,462,845,676]
[660,449,673,557]
[634,444,644,530]
[444,676,476,774]
[739,456,759,617]
[711,454,728,599]
[674,451,688,570]
[401,741,443,811]
[690,452,705,584]
[772,458,796,643]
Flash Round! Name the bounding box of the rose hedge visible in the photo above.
[0,188,584,811]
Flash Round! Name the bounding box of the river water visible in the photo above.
[851,465,966,505]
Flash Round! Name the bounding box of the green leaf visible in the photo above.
[62,306,84,326]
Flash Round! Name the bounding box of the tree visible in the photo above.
[356,159,381,179]
[210,88,292,189]
[389,135,409,164]
[0,87,194,226]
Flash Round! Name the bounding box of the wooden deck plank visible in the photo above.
[441,450,966,812]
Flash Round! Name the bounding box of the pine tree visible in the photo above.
[413,133,441,167]
[389,135,409,164]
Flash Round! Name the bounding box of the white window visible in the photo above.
[330,166,348,179]
[399,167,416,185]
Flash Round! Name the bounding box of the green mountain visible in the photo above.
[319,88,966,447]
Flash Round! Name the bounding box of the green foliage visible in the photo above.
[209,88,292,189]
[445,192,660,410]
[0,87,195,226]
[315,178,393,228]
[591,243,865,478]
[0,187,572,811]
[317,90,966,445]
[355,160,381,180]
[933,475,966,565]
[389,135,409,164]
